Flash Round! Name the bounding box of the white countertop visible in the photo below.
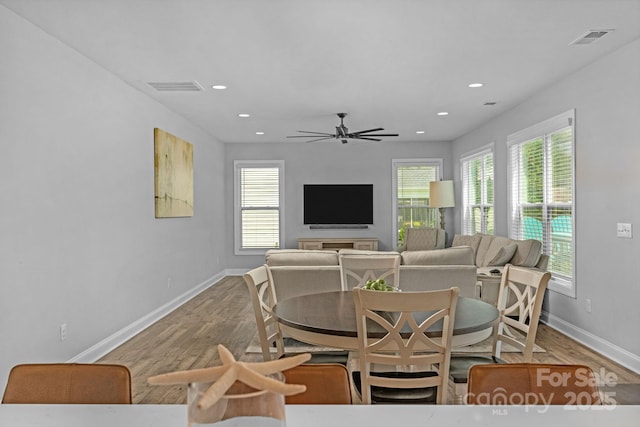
[0,404,638,426]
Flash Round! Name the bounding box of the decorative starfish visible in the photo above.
[148,344,311,409]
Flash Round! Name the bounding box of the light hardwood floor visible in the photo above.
[98,275,640,404]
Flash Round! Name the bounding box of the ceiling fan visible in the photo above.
[287,113,399,144]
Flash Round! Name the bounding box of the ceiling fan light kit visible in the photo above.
[287,113,399,144]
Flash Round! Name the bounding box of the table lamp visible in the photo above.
[429,180,455,230]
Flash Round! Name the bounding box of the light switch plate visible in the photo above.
[616,223,632,238]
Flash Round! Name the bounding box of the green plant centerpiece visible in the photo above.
[362,279,395,292]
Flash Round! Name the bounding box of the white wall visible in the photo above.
[0,7,227,385]
[225,140,453,268]
[451,38,640,370]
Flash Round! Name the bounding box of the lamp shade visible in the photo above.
[429,180,455,208]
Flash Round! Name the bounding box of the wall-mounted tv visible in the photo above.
[303,184,373,225]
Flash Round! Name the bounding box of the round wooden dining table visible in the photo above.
[273,291,499,350]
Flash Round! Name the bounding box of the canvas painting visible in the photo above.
[154,128,194,218]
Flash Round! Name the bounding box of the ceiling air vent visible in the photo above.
[147,81,203,92]
[569,29,614,46]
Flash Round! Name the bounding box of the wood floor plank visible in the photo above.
[98,275,640,404]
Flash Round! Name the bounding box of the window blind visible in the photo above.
[235,163,282,252]
[461,147,494,235]
[393,160,441,246]
[508,110,575,296]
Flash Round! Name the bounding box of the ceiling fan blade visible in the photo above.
[287,135,333,138]
[355,133,399,137]
[351,127,384,134]
[304,137,335,143]
[354,137,382,142]
[295,130,335,136]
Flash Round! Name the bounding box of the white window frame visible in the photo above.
[507,110,576,298]
[391,158,443,247]
[234,160,285,255]
[460,143,495,235]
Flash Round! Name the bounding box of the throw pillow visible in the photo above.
[487,243,518,266]
[510,239,542,267]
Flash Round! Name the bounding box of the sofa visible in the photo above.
[449,233,549,305]
[264,248,479,303]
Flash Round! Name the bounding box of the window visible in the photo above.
[392,159,442,246]
[507,110,575,297]
[461,145,494,235]
[234,161,284,255]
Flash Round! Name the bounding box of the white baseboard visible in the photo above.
[226,268,251,276]
[69,270,230,363]
[542,310,640,374]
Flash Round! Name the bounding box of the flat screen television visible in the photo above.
[303,184,373,225]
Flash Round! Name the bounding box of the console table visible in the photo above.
[298,237,378,251]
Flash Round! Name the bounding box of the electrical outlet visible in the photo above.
[167,277,172,288]
[616,223,632,238]
[60,323,67,341]
[585,299,592,313]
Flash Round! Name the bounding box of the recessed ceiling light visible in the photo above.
[468,83,484,88]
[416,131,425,134]
[238,113,250,118]
[437,112,449,116]
[255,131,265,135]
[211,85,227,90]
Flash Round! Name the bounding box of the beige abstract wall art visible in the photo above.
[154,128,194,218]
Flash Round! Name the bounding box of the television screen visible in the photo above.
[303,184,373,225]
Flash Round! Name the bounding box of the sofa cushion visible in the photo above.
[487,243,518,266]
[401,246,474,266]
[405,228,440,251]
[475,234,495,267]
[265,249,338,266]
[338,249,399,256]
[510,239,542,267]
[451,234,482,258]
[268,266,342,301]
[399,265,478,297]
[481,236,513,267]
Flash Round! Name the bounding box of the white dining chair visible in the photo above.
[243,265,349,364]
[449,264,551,403]
[352,286,459,404]
[243,265,285,361]
[339,253,401,290]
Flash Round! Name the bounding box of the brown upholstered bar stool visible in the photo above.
[2,363,132,404]
[466,363,601,405]
[283,364,352,404]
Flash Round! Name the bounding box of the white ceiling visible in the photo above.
[3,0,640,143]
